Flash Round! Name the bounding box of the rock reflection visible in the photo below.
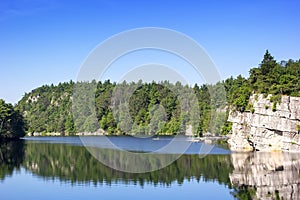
[230,153,300,200]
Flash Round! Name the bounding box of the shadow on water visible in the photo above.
[1,140,300,200]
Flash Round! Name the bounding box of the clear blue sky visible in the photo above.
[1,0,299,104]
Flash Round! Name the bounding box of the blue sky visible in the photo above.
[1,0,300,103]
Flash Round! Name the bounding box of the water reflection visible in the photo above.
[230,153,300,200]
[2,140,300,199]
[0,140,24,180]
[24,142,233,186]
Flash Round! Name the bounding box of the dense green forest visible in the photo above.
[15,51,300,136]
[0,99,26,140]
[16,80,224,136]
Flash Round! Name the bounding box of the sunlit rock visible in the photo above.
[228,94,300,152]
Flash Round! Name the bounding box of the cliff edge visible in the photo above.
[228,94,300,152]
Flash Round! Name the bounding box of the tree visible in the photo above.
[260,50,276,75]
[65,115,75,135]
[0,99,26,140]
[84,115,99,132]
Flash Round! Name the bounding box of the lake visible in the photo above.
[0,136,299,200]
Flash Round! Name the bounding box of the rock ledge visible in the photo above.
[228,94,300,152]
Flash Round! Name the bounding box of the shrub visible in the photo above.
[272,102,277,112]
[265,105,269,110]
[270,94,281,104]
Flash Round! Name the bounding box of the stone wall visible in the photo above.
[228,94,300,152]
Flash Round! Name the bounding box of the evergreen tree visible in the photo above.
[0,99,26,140]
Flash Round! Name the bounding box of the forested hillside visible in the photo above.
[17,80,226,136]
[16,51,300,136]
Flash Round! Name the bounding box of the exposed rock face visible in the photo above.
[230,153,300,200]
[228,94,300,152]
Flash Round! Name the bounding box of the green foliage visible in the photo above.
[220,122,232,135]
[274,190,281,200]
[18,81,204,135]
[246,104,255,113]
[0,99,26,140]
[250,51,300,96]
[225,75,251,112]
[272,102,277,112]
[270,94,281,104]
[15,51,300,136]
[232,185,257,200]
[265,105,269,110]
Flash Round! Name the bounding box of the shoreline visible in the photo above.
[25,132,229,139]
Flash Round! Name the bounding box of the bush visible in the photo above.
[272,102,277,112]
[265,105,269,110]
[270,95,281,104]
[220,122,232,135]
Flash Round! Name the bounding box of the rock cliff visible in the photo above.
[228,94,300,152]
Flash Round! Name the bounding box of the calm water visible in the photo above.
[1,137,300,200]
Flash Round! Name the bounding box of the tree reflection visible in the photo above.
[5,140,300,200]
[23,142,233,187]
[0,140,24,180]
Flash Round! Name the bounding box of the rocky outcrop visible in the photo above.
[228,94,300,152]
[230,153,300,200]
